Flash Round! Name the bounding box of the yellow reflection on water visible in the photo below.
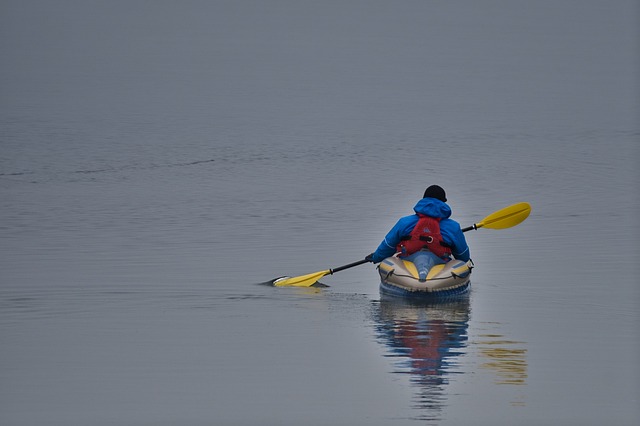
[477,334,528,385]
[476,332,528,406]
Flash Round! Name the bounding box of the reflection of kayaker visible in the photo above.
[373,298,471,419]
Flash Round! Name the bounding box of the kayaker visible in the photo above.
[366,185,470,282]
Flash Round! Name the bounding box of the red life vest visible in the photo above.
[396,214,452,258]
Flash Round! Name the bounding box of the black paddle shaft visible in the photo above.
[330,223,479,274]
[337,224,476,273]
[330,259,370,274]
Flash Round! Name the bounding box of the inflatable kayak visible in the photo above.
[378,256,473,300]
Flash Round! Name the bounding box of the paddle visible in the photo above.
[460,202,531,232]
[273,259,370,287]
[273,202,531,287]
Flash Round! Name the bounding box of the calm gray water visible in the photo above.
[1,1,638,425]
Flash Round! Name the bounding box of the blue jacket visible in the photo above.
[371,198,470,263]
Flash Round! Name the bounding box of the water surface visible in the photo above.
[1,1,638,425]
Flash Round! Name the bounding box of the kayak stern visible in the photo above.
[378,256,473,300]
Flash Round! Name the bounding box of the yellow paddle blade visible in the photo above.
[273,270,331,287]
[476,202,531,230]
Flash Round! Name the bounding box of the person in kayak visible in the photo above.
[366,185,470,282]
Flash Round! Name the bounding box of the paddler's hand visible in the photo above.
[365,253,376,263]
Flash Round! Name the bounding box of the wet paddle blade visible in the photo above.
[273,270,331,287]
[477,202,531,230]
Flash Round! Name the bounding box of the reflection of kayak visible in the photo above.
[373,297,471,418]
[378,256,473,299]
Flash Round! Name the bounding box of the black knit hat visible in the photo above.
[423,185,447,202]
